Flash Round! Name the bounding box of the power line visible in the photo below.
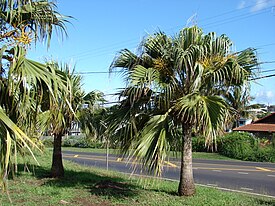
[78,70,123,74]
[77,60,275,75]
[77,69,125,75]
[64,39,140,60]
[63,3,275,62]
[74,42,275,63]
[200,8,271,29]
[167,0,274,32]
[262,60,275,64]
[79,68,275,74]
[75,45,137,62]
[65,4,275,77]
[250,73,275,80]
[256,42,275,49]
[199,0,274,23]
[260,68,275,73]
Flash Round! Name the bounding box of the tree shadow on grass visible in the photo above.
[15,163,139,200]
[255,199,275,206]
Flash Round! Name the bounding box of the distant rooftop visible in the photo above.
[233,113,275,133]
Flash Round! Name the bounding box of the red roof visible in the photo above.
[233,123,275,132]
[233,113,275,133]
[253,112,275,124]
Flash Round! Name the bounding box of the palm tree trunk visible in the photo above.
[50,133,64,178]
[178,123,195,196]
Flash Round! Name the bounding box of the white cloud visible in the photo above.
[266,91,274,98]
[251,0,268,12]
[237,0,275,12]
[251,0,275,12]
[237,0,246,9]
[254,90,275,105]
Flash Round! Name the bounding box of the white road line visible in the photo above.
[267,175,275,177]
[240,187,253,191]
[207,184,218,187]
[193,168,198,170]
[98,172,275,199]
[196,183,275,199]
[212,170,222,172]
[238,172,249,175]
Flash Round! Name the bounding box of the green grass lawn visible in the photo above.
[61,146,233,160]
[0,149,274,205]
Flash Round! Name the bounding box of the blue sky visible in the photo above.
[28,0,275,105]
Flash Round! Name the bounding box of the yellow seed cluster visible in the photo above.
[13,31,32,45]
[154,58,166,70]
[12,26,32,45]
[153,58,173,76]
[200,55,227,69]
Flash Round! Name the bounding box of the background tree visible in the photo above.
[223,85,254,128]
[78,90,107,141]
[110,26,258,196]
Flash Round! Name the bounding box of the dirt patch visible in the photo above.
[94,180,129,191]
[72,195,113,206]
[90,180,136,198]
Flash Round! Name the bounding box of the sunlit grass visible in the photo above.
[0,150,273,205]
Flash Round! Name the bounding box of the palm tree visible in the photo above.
[41,63,84,178]
[0,0,69,187]
[223,85,254,128]
[78,90,107,140]
[110,26,258,196]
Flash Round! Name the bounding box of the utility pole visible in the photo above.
[106,135,109,171]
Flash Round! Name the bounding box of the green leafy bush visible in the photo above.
[62,135,104,148]
[218,132,275,162]
[42,139,53,147]
[41,135,104,148]
[218,132,255,160]
[192,136,222,152]
[253,146,275,162]
[41,137,53,147]
[62,137,79,147]
[192,136,207,152]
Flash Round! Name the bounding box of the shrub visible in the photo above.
[218,132,275,162]
[41,137,53,147]
[192,136,207,152]
[218,132,256,160]
[62,137,79,147]
[192,136,222,152]
[62,135,104,148]
[253,146,275,162]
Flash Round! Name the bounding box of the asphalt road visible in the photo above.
[62,150,275,198]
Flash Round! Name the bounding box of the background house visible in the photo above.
[233,113,275,139]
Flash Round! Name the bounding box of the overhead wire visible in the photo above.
[200,8,271,29]
[75,8,273,62]
[69,1,275,93]
[62,1,275,62]
[74,8,273,62]
[199,0,274,23]
[64,38,140,60]
[78,70,123,74]
[166,0,274,31]
[250,74,275,81]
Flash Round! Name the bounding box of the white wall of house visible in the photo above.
[238,118,252,126]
